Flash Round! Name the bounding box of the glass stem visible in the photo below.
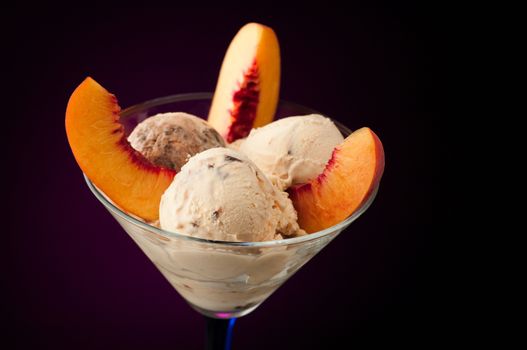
[205,317,236,350]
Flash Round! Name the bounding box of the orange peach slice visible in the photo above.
[208,22,280,143]
[65,77,176,221]
[289,127,385,233]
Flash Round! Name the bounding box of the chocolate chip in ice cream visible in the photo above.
[212,208,223,221]
[225,155,242,163]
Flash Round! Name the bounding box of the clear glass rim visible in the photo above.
[83,92,379,248]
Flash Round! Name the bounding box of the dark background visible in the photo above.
[4,3,443,349]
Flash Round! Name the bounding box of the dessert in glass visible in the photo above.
[65,23,385,350]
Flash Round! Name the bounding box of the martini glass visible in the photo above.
[84,93,379,349]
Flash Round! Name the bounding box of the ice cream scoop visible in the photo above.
[159,147,304,242]
[128,112,225,172]
[239,114,344,190]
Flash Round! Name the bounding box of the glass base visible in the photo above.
[189,302,261,319]
[206,317,236,350]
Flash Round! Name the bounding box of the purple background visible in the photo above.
[4,3,443,349]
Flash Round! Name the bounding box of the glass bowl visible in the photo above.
[84,93,378,319]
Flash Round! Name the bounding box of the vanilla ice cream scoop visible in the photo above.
[239,114,344,190]
[128,112,225,171]
[159,147,304,242]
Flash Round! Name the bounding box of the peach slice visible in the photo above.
[289,127,385,233]
[208,22,280,143]
[65,77,176,221]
